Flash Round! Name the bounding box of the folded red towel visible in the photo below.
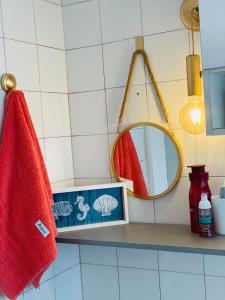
[0,91,57,299]
[113,131,149,198]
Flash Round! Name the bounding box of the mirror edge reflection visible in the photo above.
[111,122,183,201]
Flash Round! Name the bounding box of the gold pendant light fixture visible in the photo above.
[180,0,205,134]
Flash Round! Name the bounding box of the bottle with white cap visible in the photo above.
[199,193,215,237]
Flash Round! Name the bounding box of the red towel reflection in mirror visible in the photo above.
[113,131,148,197]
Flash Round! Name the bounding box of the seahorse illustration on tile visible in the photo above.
[75,195,90,221]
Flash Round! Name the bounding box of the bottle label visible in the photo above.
[199,209,213,225]
[199,216,212,224]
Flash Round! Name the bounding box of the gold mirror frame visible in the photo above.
[111,122,183,200]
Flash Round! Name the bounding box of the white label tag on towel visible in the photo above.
[35,220,50,238]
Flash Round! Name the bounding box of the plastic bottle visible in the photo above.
[188,165,211,233]
[219,180,225,198]
[199,193,215,237]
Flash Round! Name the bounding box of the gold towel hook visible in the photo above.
[1,73,17,93]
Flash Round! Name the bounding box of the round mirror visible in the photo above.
[112,122,183,200]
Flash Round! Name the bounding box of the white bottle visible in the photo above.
[198,193,214,237]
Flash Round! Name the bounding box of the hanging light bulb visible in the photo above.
[179,4,205,134]
[179,95,205,134]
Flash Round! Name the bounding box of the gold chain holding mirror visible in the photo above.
[117,48,172,134]
[112,38,183,200]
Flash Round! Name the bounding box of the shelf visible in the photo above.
[56,223,225,256]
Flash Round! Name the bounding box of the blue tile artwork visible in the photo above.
[53,186,125,228]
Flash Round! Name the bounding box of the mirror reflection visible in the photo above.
[112,123,182,199]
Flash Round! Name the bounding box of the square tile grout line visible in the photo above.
[33,0,47,162]
[2,35,65,52]
[156,251,162,300]
[78,245,85,300]
[41,0,62,7]
[140,0,158,224]
[202,255,208,300]
[0,0,8,74]
[66,78,188,95]
[116,248,121,300]
[64,28,187,52]
[98,0,113,183]
[62,0,92,8]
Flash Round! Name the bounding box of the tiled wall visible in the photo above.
[0,0,81,299]
[79,245,225,300]
[0,0,74,189]
[0,244,82,300]
[62,0,225,224]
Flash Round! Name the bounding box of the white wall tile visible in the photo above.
[55,266,82,300]
[70,90,107,135]
[205,276,225,300]
[208,177,225,197]
[141,0,184,35]
[66,45,104,93]
[0,90,6,137]
[106,85,148,133]
[154,177,190,224]
[5,40,40,91]
[23,279,55,300]
[160,271,205,300]
[80,245,117,266]
[62,0,87,5]
[99,0,142,43]
[149,80,188,130]
[146,83,164,125]
[38,139,46,161]
[72,135,110,178]
[117,248,158,269]
[63,0,101,49]
[38,46,68,93]
[74,178,112,185]
[174,128,197,176]
[24,92,44,138]
[0,38,5,79]
[119,267,160,300]
[34,0,65,49]
[47,0,61,4]
[51,178,75,188]
[109,133,118,158]
[0,7,3,37]
[204,255,225,276]
[45,137,74,182]
[144,30,189,82]
[103,39,145,89]
[127,195,155,223]
[158,251,203,274]
[54,244,80,275]
[196,134,225,176]
[1,0,36,43]
[42,93,71,137]
[40,265,54,283]
[82,264,119,300]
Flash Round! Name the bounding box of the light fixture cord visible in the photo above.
[191,8,195,55]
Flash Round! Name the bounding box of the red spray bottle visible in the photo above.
[188,165,212,233]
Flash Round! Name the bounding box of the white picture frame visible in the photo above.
[52,182,129,233]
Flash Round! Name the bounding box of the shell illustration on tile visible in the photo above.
[74,195,90,221]
[93,194,118,216]
[53,201,73,220]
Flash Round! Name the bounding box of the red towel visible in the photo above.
[114,131,149,198]
[0,91,57,299]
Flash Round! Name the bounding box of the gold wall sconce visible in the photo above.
[1,73,17,93]
[180,0,205,134]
